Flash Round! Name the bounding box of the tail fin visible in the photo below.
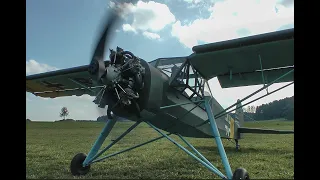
[235,99,244,127]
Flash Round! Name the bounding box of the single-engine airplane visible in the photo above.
[26,9,294,180]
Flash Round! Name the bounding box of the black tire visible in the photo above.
[232,168,249,180]
[70,153,91,176]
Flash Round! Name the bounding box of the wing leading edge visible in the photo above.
[188,28,294,88]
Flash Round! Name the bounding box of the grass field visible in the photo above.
[26,119,294,179]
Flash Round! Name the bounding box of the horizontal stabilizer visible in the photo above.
[238,127,294,134]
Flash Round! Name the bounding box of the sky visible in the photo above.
[26,0,294,121]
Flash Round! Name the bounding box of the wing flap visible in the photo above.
[188,29,294,86]
[218,66,294,88]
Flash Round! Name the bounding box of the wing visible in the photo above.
[188,28,294,88]
[26,63,108,98]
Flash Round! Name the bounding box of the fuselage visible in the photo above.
[110,59,241,139]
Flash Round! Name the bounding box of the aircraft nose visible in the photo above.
[103,66,120,85]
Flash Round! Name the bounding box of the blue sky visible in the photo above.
[26,0,294,121]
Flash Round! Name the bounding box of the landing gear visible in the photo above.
[235,139,240,151]
[232,168,249,180]
[70,153,91,176]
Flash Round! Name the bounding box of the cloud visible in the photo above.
[183,0,194,3]
[142,31,161,40]
[122,24,137,33]
[109,1,115,8]
[171,0,294,48]
[278,0,294,8]
[182,0,202,4]
[114,1,175,33]
[236,28,251,37]
[26,59,59,75]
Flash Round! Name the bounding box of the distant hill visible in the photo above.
[55,119,75,122]
[97,115,131,122]
[26,119,32,122]
[76,120,95,122]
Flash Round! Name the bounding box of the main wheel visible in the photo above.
[232,168,249,180]
[70,153,91,176]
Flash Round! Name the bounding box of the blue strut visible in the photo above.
[204,98,233,179]
[82,118,117,167]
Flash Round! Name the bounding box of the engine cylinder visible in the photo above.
[103,66,120,85]
[112,60,169,117]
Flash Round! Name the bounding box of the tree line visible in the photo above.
[241,96,294,121]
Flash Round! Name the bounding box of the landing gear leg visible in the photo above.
[235,139,240,151]
[70,118,117,176]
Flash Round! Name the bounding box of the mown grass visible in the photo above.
[26,119,294,179]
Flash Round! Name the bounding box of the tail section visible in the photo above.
[233,99,244,140]
[235,99,294,136]
[235,99,244,127]
[237,128,294,134]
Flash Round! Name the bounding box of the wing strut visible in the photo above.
[195,69,294,128]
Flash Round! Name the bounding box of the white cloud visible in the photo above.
[142,31,161,40]
[130,1,175,32]
[122,24,137,33]
[26,59,59,75]
[183,0,201,4]
[114,1,175,33]
[109,1,115,8]
[171,0,294,48]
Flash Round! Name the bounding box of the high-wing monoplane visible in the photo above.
[26,8,294,180]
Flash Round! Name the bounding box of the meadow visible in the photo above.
[26,119,294,179]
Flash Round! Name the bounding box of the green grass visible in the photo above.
[26,119,294,179]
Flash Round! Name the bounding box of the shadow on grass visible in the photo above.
[85,155,215,179]
[57,145,293,179]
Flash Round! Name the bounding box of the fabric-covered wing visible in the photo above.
[26,64,104,98]
[188,28,294,88]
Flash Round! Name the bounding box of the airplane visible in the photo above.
[26,9,294,180]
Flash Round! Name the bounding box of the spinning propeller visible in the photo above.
[87,9,120,84]
[87,3,141,118]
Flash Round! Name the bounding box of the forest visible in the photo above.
[240,96,294,121]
